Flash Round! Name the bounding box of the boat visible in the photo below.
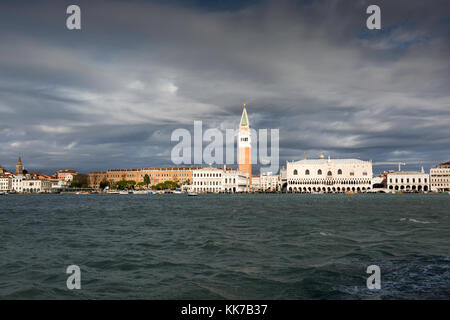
[107,191,120,194]
[76,192,90,195]
[188,192,198,196]
[132,190,147,195]
[172,188,183,194]
[0,191,8,196]
[119,190,131,195]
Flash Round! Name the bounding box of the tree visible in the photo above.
[136,182,146,189]
[151,180,180,190]
[70,181,82,188]
[99,179,109,189]
[116,180,137,190]
[143,174,150,187]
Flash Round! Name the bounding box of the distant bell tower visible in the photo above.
[238,103,252,184]
[16,156,23,175]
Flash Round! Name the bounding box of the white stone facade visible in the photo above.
[259,172,279,192]
[0,176,11,191]
[191,167,249,193]
[430,162,450,192]
[11,175,26,192]
[10,175,53,193]
[287,158,373,193]
[22,180,53,193]
[387,171,430,192]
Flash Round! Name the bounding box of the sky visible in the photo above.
[0,0,449,174]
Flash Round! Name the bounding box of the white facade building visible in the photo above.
[11,175,26,192]
[259,172,279,192]
[430,162,450,192]
[387,170,429,192]
[287,157,373,193]
[0,176,11,191]
[250,175,260,192]
[191,167,249,193]
[223,169,249,193]
[22,180,52,193]
[10,175,53,193]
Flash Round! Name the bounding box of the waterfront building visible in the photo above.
[251,175,260,192]
[386,168,429,192]
[87,171,108,189]
[191,166,249,193]
[430,161,450,192]
[191,167,223,193]
[223,168,249,193]
[56,170,78,183]
[22,179,52,193]
[0,175,11,191]
[11,175,26,192]
[279,167,287,191]
[286,156,373,193]
[88,167,201,189]
[238,104,252,184]
[259,172,279,192]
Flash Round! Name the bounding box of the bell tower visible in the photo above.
[238,103,252,184]
[16,156,23,175]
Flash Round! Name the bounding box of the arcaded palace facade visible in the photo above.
[387,170,430,192]
[286,156,373,193]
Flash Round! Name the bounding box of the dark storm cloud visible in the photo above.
[0,0,449,174]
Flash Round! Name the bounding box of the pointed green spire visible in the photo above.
[240,103,249,127]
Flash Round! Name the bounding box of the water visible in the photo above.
[0,193,449,299]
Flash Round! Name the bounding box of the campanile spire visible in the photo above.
[238,103,252,184]
[16,155,23,175]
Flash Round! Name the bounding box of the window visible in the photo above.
[318,169,322,175]
[327,171,332,176]
[350,172,354,176]
[305,169,310,175]
[293,169,298,175]
[363,172,367,176]
[338,169,342,175]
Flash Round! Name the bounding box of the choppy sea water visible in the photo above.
[0,193,449,300]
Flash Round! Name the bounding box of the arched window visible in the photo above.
[327,171,332,176]
[305,169,310,175]
[293,169,298,175]
[318,169,322,175]
[338,169,342,175]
